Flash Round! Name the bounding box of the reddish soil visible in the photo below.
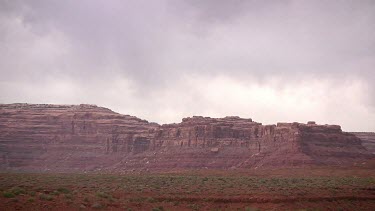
[1,167,374,211]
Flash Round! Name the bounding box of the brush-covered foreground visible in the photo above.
[1,167,375,211]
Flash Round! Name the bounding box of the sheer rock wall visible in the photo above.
[352,132,375,154]
[0,104,372,172]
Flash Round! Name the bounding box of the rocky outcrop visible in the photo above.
[0,103,373,172]
[298,124,371,165]
[132,118,370,169]
[352,132,375,154]
[0,104,158,171]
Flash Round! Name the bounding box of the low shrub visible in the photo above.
[39,194,53,201]
[3,192,15,198]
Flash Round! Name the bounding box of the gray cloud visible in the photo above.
[0,0,374,131]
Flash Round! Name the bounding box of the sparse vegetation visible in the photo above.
[245,207,259,211]
[152,206,164,211]
[10,187,25,195]
[91,202,104,209]
[96,191,111,199]
[0,169,374,210]
[57,187,71,194]
[64,193,73,200]
[3,192,15,198]
[39,194,53,201]
[29,191,36,196]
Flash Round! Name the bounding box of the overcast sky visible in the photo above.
[0,0,374,131]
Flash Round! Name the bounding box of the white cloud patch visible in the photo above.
[135,75,373,131]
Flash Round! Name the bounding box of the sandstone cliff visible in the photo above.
[352,132,375,154]
[0,104,158,171]
[0,103,372,172]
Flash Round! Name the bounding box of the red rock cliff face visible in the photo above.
[0,104,372,172]
[137,119,370,170]
[0,104,158,171]
[351,132,375,154]
[297,123,370,165]
[141,117,304,169]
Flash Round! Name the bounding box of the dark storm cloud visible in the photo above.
[175,0,375,75]
[172,0,375,108]
[1,0,175,85]
[2,0,374,80]
[0,0,374,130]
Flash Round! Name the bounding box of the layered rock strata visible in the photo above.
[352,132,375,154]
[0,104,372,172]
[0,104,158,171]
